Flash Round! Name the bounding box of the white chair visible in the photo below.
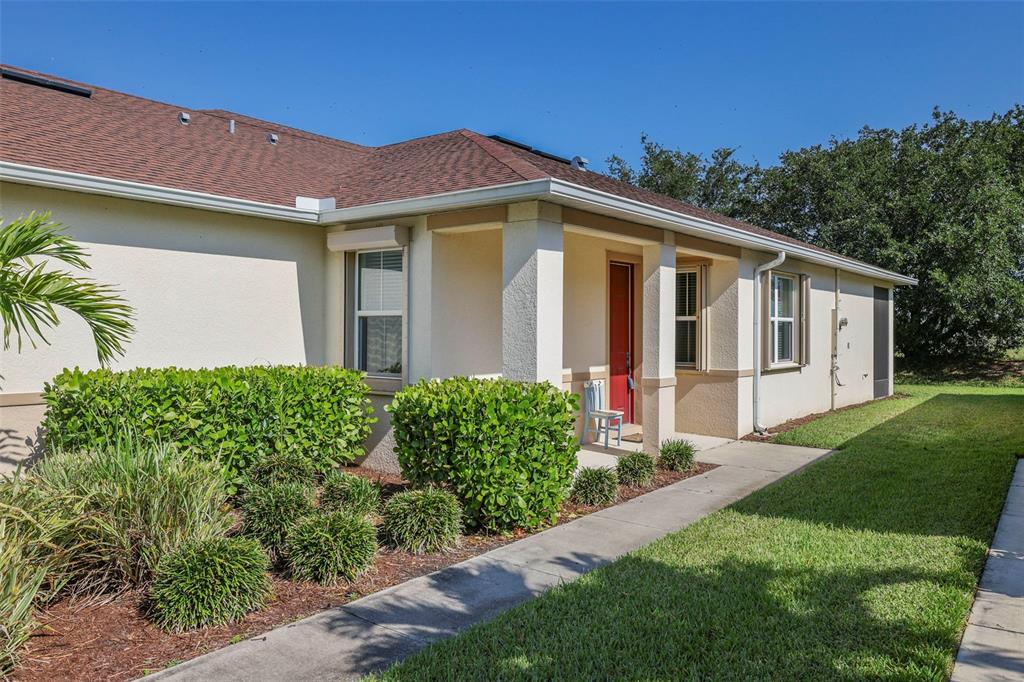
[581,379,623,448]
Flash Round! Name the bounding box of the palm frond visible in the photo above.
[0,214,135,366]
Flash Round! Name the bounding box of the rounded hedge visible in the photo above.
[320,471,380,517]
[617,452,656,488]
[241,482,315,558]
[659,439,696,471]
[571,467,619,506]
[285,511,377,584]
[244,450,319,489]
[148,537,271,632]
[383,489,462,554]
[388,377,579,532]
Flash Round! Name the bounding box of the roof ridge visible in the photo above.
[458,130,549,182]
[198,109,371,153]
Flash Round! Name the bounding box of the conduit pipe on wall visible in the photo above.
[753,251,787,434]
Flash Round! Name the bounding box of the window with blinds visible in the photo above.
[356,249,403,375]
[770,273,795,364]
[675,270,698,366]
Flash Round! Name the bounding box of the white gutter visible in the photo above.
[319,177,916,286]
[0,162,320,223]
[0,161,917,286]
[753,251,786,435]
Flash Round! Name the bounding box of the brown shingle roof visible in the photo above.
[0,65,856,264]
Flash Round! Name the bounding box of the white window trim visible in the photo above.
[770,273,797,366]
[675,267,699,368]
[354,247,404,377]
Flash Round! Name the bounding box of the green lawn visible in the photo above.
[374,384,1024,681]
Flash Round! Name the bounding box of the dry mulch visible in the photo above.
[14,461,717,682]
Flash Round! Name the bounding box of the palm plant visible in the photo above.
[0,212,134,367]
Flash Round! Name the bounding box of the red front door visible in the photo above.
[609,262,634,422]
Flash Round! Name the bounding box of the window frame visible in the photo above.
[675,267,700,368]
[770,272,797,367]
[353,247,404,378]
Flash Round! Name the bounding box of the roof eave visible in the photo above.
[0,161,321,224]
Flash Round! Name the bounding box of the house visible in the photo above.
[0,66,916,472]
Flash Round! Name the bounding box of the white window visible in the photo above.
[770,273,796,365]
[355,249,403,376]
[675,269,698,366]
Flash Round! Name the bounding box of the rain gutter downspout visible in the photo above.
[753,251,786,434]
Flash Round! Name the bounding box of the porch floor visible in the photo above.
[577,426,734,470]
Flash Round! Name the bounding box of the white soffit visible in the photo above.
[326,224,409,252]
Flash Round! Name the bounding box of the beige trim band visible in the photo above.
[675,368,754,378]
[0,392,45,407]
[561,368,611,384]
[641,376,677,388]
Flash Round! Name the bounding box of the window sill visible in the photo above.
[763,363,803,375]
[364,375,402,395]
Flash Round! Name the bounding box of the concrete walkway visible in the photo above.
[145,440,830,682]
[951,460,1024,682]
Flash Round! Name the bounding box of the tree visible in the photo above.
[608,107,1024,366]
[0,212,134,368]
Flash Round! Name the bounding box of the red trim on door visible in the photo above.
[608,261,634,423]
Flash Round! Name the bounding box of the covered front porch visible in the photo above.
[402,199,745,452]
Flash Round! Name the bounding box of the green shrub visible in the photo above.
[320,471,380,516]
[28,441,233,591]
[241,482,315,559]
[617,452,656,488]
[42,365,374,487]
[571,467,619,506]
[0,519,46,676]
[243,450,319,490]
[148,537,271,632]
[285,512,377,585]
[388,378,579,532]
[659,439,696,471]
[383,489,461,554]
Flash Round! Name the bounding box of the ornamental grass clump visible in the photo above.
[27,441,233,591]
[383,489,462,554]
[243,450,319,490]
[617,452,656,488]
[571,467,619,506]
[658,438,696,471]
[148,537,271,632]
[1,519,46,676]
[285,511,377,585]
[320,471,380,517]
[241,482,315,559]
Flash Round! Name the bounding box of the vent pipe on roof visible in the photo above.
[571,155,589,171]
[178,112,190,125]
[267,133,279,145]
[229,119,236,134]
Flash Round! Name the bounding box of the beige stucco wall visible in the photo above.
[735,250,894,433]
[0,182,327,471]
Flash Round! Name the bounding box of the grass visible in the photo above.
[374,384,1023,680]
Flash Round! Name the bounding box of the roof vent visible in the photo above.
[178,112,190,125]
[267,133,279,145]
[0,68,92,98]
[571,155,589,171]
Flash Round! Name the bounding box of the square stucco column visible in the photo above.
[642,233,677,455]
[502,201,564,386]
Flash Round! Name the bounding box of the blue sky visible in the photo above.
[2,2,1021,172]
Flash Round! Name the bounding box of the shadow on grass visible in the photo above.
[737,393,1024,540]
[370,551,978,680]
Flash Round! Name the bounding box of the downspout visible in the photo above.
[753,251,786,434]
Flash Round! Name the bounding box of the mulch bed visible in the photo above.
[740,392,909,440]
[13,461,717,682]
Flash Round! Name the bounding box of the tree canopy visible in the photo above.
[607,107,1024,366]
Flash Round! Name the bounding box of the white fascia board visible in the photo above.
[547,179,918,286]
[318,179,551,224]
[0,162,321,224]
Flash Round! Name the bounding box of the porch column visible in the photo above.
[642,232,677,455]
[502,201,564,385]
